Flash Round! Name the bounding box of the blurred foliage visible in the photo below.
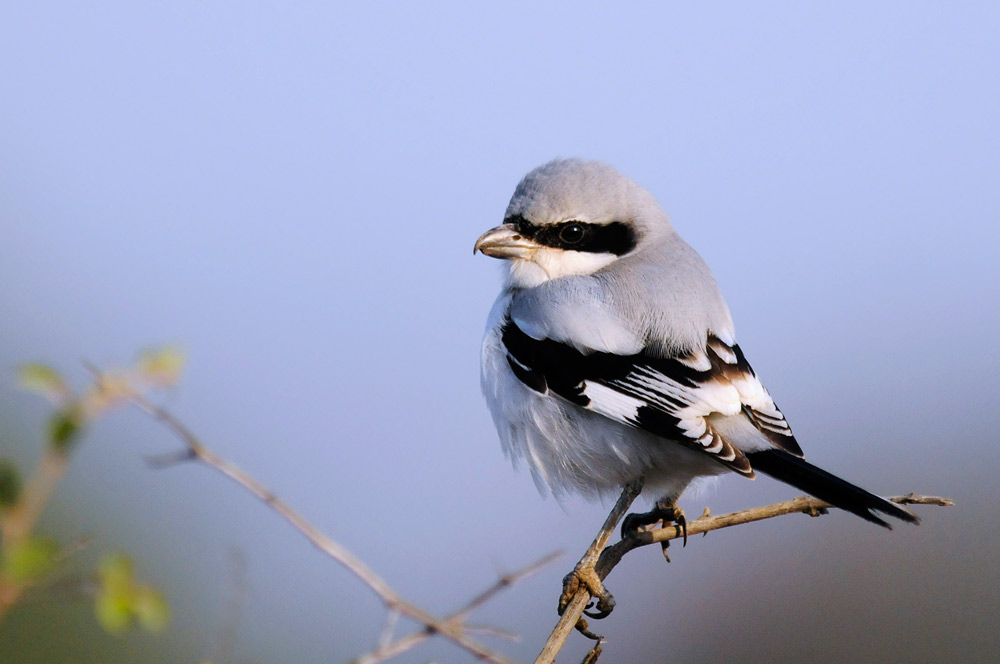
[0,460,22,508]
[96,554,171,635]
[47,407,84,453]
[0,349,182,636]
[17,363,70,403]
[138,347,186,386]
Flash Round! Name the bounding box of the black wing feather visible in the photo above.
[501,318,761,475]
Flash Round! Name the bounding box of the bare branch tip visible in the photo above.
[144,448,198,469]
[893,493,954,507]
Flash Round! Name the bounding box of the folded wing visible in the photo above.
[500,318,802,477]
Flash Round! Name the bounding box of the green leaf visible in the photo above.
[0,459,22,508]
[133,586,171,632]
[95,589,133,635]
[47,407,84,452]
[138,347,185,385]
[17,364,69,402]
[0,536,59,583]
[94,553,170,634]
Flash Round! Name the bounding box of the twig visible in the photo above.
[377,609,401,651]
[454,550,563,623]
[536,492,952,663]
[352,551,561,664]
[463,624,521,641]
[124,391,522,664]
[0,448,71,621]
[534,481,642,664]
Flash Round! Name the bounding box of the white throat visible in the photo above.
[506,248,619,288]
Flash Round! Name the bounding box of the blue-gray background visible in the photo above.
[1,3,997,663]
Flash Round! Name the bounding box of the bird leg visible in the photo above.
[557,479,643,620]
[621,499,687,561]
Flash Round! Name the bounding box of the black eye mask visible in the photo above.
[504,215,637,255]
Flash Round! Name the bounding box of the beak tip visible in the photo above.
[474,224,535,260]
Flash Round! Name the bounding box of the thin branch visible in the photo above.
[0,448,71,622]
[352,627,427,664]
[0,450,69,544]
[124,391,516,664]
[377,609,401,651]
[536,493,952,663]
[454,550,563,623]
[534,481,642,664]
[352,551,561,664]
[463,624,521,642]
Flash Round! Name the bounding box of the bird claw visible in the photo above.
[560,565,616,619]
[621,502,688,555]
[673,508,688,547]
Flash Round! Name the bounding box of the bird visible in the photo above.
[475,159,918,565]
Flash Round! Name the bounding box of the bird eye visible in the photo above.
[559,223,585,244]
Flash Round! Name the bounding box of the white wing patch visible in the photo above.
[581,382,644,422]
[586,339,801,470]
[578,354,755,473]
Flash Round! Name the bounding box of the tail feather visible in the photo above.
[746,449,919,528]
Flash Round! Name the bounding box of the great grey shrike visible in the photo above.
[476,159,917,542]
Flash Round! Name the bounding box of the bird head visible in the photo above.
[474,159,673,288]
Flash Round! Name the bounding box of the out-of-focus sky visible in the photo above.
[1,3,997,663]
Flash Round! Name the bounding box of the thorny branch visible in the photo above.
[124,389,555,664]
[535,490,953,664]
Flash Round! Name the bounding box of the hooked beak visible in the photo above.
[473,224,539,260]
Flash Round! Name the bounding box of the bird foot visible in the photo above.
[621,502,687,561]
[560,564,616,619]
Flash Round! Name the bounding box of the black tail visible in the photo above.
[746,449,919,528]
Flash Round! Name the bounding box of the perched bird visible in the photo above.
[476,159,918,544]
